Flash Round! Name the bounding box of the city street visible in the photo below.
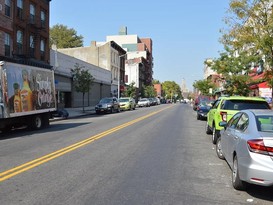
[0,103,273,205]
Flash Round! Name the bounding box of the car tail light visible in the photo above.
[220,112,227,121]
[247,139,273,156]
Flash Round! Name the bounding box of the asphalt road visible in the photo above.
[0,103,273,205]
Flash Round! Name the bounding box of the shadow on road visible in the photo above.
[0,122,91,140]
[246,184,273,202]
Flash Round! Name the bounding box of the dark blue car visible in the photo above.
[196,101,214,120]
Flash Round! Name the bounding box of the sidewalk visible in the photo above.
[50,106,96,121]
[66,106,96,117]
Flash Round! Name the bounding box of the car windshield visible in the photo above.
[119,98,129,102]
[199,101,210,106]
[139,99,147,102]
[222,100,270,110]
[99,98,112,103]
[256,115,273,132]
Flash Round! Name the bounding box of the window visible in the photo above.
[4,33,11,57]
[41,10,46,28]
[227,112,242,129]
[40,39,45,60]
[212,99,220,109]
[17,0,23,19]
[30,4,35,24]
[236,113,249,131]
[29,34,35,57]
[5,0,11,17]
[17,30,23,55]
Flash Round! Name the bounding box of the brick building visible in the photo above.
[0,0,51,69]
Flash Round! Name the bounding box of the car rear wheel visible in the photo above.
[216,137,225,160]
[232,155,246,190]
[205,122,212,134]
[212,125,219,144]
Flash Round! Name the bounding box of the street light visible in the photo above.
[118,53,127,99]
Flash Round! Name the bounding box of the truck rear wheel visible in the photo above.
[31,115,43,130]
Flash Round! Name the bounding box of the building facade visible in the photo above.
[106,27,154,92]
[57,41,126,98]
[50,49,112,108]
[0,0,51,69]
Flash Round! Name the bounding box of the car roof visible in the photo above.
[218,96,267,102]
[243,109,273,115]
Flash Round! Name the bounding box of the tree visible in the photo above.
[209,46,252,96]
[162,81,182,101]
[71,63,95,112]
[50,24,84,48]
[220,0,273,95]
[152,79,160,84]
[193,79,216,96]
[124,82,137,98]
[143,85,157,98]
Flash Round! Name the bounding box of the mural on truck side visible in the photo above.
[6,65,55,114]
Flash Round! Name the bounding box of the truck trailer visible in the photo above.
[0,61,56,132]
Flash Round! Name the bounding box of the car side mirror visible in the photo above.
[219,121,228,130]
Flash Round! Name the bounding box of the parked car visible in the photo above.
[119,97,136,111]
[137,98,150,107]
[95,97,120,114]
[196,101,213,120]
[193,95,211,111]
[216,109,273,190]
[206,96,270,144]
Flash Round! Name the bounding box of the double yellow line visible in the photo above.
[0,107,169,182]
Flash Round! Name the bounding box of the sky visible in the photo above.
[50,0,230,91]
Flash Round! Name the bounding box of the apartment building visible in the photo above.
[106,27,154,92]
[0,0,51,69]
[57,41,126,98]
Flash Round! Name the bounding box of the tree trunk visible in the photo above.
[82,92,85,112]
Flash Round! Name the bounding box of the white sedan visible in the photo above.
[216,109,273,190]
[137,98,150,107]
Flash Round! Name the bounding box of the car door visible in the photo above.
[207,99,220,127]
[230,113,249,157]
[222,112,242,165]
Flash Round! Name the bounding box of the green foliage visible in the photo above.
[211,0,273,95]
[71,63,95,111]
[143,85,157,98]
[50,24,84,48]
[124,82,137,98]
[162,81,182,99]
[193,79,215,96]
[152,79,160,84]
[224,75,251,96]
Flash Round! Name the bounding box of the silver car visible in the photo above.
[95,97,120,114]
[216,109,273,190]
[137,98,150,107]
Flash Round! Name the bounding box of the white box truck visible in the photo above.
[0,61,56,132]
